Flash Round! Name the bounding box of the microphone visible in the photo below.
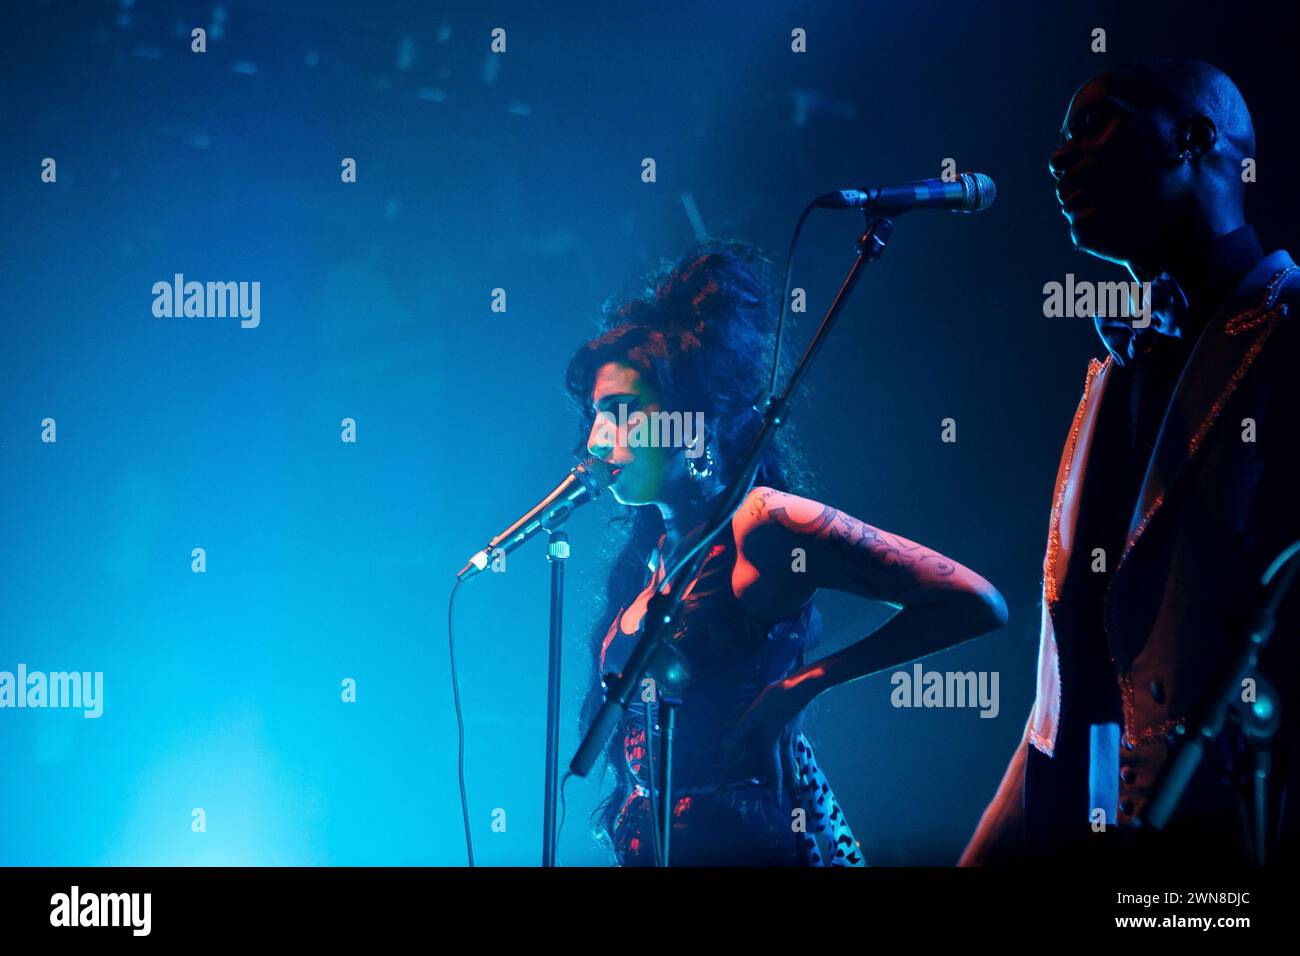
[814,172,996,214]
[457,456,613,581]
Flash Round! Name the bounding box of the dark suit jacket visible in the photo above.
[964,250,1300,864]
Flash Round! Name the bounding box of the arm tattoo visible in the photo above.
[829,512,955,576]
[767,503,837,535]
[747,488,779,520]
[769,503,956,597]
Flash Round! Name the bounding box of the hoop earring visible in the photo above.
[685,438,715,482]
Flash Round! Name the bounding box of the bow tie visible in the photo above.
[1094,272,1191,367]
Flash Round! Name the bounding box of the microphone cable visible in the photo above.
[768,200,817,401]
[666,201,818,591]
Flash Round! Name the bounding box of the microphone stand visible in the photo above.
[453,459,605,866]
[657,690,680,865]
[568,214,897,864]
[1138,538,1300,863]
[541,530,569,867]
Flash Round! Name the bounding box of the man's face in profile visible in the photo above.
[1048,74,1174,265]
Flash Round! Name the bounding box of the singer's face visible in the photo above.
[1048,74,1174,265]
[586,361,684,506]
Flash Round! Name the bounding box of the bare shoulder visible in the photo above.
[734,486,838,541]
[730,486,822,618]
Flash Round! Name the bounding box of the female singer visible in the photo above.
[567,240,1007,866]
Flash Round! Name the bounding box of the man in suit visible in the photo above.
[961,59,1300,865]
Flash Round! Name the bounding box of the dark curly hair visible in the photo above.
[564,239,815,857]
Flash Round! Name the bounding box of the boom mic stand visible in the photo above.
[1138,538,1300,863]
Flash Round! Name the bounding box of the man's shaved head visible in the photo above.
[1104,59,1255,165]
[1049,59,1255,270]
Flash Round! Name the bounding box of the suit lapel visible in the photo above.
[1118,252,1298,567]
[1044,355,1113,611]
[1031,355,1112,757]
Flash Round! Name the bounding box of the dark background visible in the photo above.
[2,0,1296,865]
